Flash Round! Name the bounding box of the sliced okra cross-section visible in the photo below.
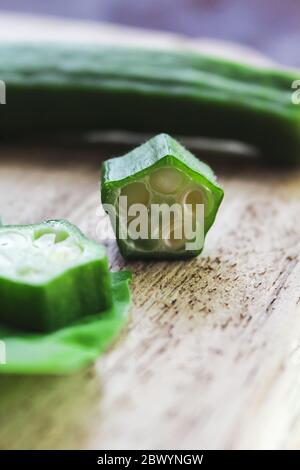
[0,220,112,332]
[101,133,224,259]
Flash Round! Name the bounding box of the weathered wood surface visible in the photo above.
[0,15,300,450]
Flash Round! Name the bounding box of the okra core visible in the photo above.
[116,166,209,254]
[0,229,83,282]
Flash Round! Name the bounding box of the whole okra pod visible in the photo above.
[0,44,299,163]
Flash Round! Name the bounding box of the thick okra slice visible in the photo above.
[0,220,112,332]
[101,133,224,259]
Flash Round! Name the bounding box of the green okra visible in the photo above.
[0,220,112,332]
[101,133,224,259]
[0,43,299,163]
[0,270,132,375]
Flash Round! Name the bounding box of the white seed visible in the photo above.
[183,187,205,207]
[181,185,213,216]
[49,243,83,265]
[164,229,186,251]
[149,167,184,194]
[163,221,186,251]
[120,181,150,208]
[33,233,56,248]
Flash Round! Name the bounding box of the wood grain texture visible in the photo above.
[0,145,299,450]
[0,15,300,450]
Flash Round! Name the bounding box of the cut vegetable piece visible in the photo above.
[101,133,224,259]
[0,270,132,375]
[0,220,112,333]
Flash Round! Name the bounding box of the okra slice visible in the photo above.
[101,133,224,259]
[0,220,112,332]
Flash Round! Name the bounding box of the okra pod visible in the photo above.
[0,44,299,162]
[0,220,112,332]
[101,133,224,259]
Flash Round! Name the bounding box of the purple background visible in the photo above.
[0,0,299,66]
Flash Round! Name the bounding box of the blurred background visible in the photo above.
[0,0,299,67]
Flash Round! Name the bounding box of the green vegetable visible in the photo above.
[0,43,299,162]
[0,270,132,374]
[101,133,224,259]
[0,220,112,332]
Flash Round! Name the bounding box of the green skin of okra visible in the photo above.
[0,44,299,163]
[101,133,224,259]
[0,220,112,333]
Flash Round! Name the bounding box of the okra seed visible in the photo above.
[149,167,184,194]
[120,181,150,208]
[134,237,160,252]
[49,243,83,264]
[163,220,186,251]
[33,233,57,248]
[164,229,186,251]
[182,187,210,217]
[34,229,69,244]
[183,188,205,206]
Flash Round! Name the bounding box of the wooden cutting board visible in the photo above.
[0,14,300,450]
